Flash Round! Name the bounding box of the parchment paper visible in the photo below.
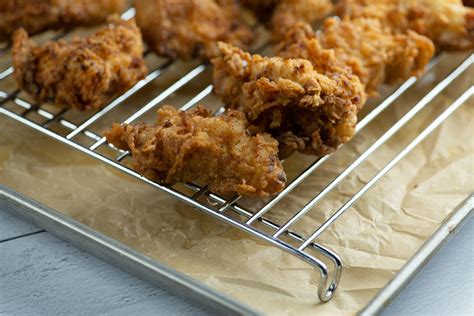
[0,47,473,314]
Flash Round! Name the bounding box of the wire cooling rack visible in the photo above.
[0,8,473,302]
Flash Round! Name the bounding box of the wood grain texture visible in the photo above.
[0,228,208,315]
[0,208,42,241]
[1,208,472,315]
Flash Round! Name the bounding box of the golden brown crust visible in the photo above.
[271,0,333,39]
[12,17,147,111]
[135,0,254,60]
[105,105,287,197]
[317,17,435,96]
[337,0,474,50]
[239,0,333,39]
[212,42,359,157]
[276,22,366,111]
[0,0,126,41]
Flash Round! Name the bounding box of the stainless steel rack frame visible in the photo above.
[1,8,473,303]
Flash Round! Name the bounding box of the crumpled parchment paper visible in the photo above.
[0,49,472,315]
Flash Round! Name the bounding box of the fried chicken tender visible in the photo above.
[240,0,333,39]
[12,17,147,111]
[212,42,359,157]
[276,22,366,111]
[316,17,435,96]
[338,0,474,50]
[135,0,254,60]
[0,0,126,41]
[105,105,287,197]
[271,0,333,39]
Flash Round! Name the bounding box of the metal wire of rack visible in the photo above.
[0,8,472,302]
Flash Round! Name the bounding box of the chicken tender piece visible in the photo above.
[317,17,435,96]
[135,0,254,60]
[212,42,359,157]
[338,0,474,50]
[240,0,333,39]
[0,0,126,41]
[276,22,366,111]
[12,17,147,111]
[105,105,287,197]
[271,0,333,39]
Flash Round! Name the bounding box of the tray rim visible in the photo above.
[0,185,259,316]
[1,184,472,314]
[361,193,473,315]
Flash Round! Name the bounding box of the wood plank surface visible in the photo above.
[0,222,208,315]
[382,217,473,315]
[1,207,472,315]
[0,209,42,241]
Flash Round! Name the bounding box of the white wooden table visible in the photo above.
[1,207,472,315]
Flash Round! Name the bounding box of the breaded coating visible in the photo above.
[212,42,359,157]
[240,0,333,39]
[0,0,126,41]
[12,17,147,111]
[276,22,366,111]
[271,0,333,39]
[317,17,435,96]
[135,0,254,60]
[105,105,287,197]
[338,0,474,50]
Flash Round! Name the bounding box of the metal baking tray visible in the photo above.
[1,5,473,314]
[0,185,257,315]
[1,186,472,314]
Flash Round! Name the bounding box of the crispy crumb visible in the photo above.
[105,105,287,197]
[337,0,474,50]
[316,17,435,95]
[0,0,126,40]
[135,0,254,60]
[212,42,359,157]
[12,17,147,111]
